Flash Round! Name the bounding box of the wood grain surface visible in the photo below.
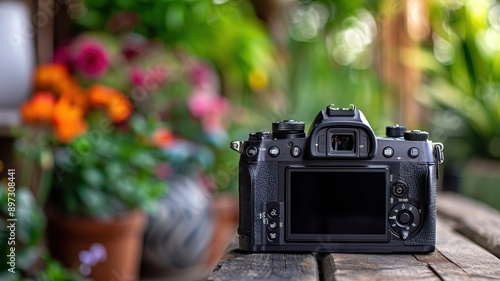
[208,193,500,280]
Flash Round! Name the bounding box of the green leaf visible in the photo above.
[83,168,105,188]
[77,186,107,215]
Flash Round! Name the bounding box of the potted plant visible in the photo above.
[17,31,232,280]
[0,185,86,280]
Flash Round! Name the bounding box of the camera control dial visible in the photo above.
[272,120,305,139]
[389,203,421,240]
[386,125,407,138]
[404,130,429,141]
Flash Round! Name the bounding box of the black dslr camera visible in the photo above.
[230,104,444,253]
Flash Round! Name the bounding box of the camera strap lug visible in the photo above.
[230,141,244,154]
[433,142,444,179]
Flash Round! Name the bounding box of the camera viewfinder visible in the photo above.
[331,134,355,151]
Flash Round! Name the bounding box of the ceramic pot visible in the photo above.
[142,176,215,270]
[0,0,35,115]
[47,209,146,281]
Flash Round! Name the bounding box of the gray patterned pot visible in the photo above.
[142,176,215,270]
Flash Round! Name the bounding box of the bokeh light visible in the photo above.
[326,9,376,70]
[288,2,329,42]
[432,32,455,65]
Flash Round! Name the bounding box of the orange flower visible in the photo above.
[21,92,56,124]
[54,118,88,144]
[52,97,87,143]
[152,127,175,148]
[60,80,88,109]
[107,94,132,123]
[52,96,85,122]
[88,84,119,107]
[88,84,132,122]
[34,64,72,95]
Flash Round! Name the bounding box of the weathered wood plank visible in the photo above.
[208,250,319,281]
[418,217,500,280]
[414,251,471,281]
[437,192,500,258]
[321,253,439,281]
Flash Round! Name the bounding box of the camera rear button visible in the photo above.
[268,232,278,241]
[246,146,258,157]
[269,221,277,230]
[383,146,394,158]
[269,146,280,157]
[291,146,302,157]
[408,147,420,158]
[269,208,279,217]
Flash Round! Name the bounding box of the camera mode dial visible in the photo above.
[389,203,421,240]
[272,120,306,139]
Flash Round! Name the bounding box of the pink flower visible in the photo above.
[130,67,147,87]
[189,62,217,91]
[72,38,110,78]
[150,65,170,85]
[188,90,228,118]
[129,65,170,89]
[188,90,229,133]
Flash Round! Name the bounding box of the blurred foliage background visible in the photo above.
[58,0,500,204]
[2,0,500,279]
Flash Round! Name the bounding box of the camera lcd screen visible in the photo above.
[287,168,388,241]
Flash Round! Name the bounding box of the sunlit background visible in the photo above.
[0,0,499,280]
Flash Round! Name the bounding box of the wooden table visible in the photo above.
[208,192,500,280]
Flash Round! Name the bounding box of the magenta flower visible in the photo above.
[72,38,110,78]
[130,67,147,87]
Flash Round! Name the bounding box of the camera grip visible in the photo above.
[402,163,437,246]
[238,162,279,245]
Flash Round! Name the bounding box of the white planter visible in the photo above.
[0,0,35,124]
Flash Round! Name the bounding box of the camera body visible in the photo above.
[231,104,444,253]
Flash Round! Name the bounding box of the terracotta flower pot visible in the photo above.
[46,209,146,281]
